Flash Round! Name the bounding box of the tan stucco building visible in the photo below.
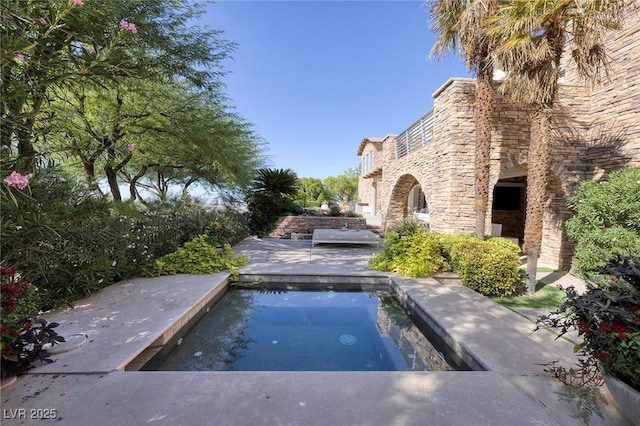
[356,13,640,270]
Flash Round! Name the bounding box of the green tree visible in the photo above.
[295,177,329,208]
[490,0,629,292]
[246,168,299,236]
[1,0,234,172]
[324,169,358,207]
[430,0,500,238]
[252,168,298,198]
[49,80,264,202]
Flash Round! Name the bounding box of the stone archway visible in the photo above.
[384,174,420,229]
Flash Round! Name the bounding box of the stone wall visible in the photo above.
[558,8,640,173]
[269,216,367,238]
[356,139,384,214]
[379,79,478,234]
[358,10,639,269]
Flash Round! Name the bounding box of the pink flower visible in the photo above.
[3,171,29,190]
[15,53,24,62]
[39,17,46,24]
[71,0,84,5]
[1,13,9,20]
[126,144,135,152]
[119,19,137,34]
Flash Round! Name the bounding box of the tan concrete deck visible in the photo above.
[0,237,632,425]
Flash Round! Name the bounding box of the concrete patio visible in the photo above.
[0,237,632,425]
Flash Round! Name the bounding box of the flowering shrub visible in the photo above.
[1,268,31,360]
[537,256,640,391]
[3,171,29,190]
[0,268,61,376]
[1,168,126,308]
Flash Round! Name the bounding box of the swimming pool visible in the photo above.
[143,283,465,372]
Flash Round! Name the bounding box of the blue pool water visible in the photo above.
[147,285,454,372]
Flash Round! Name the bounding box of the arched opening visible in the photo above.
[408,184,429,223]
[385,174,420,228]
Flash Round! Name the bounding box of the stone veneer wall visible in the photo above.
[356,173,373,213]
[357,140,384,215]
[379,79,478,234]
[378,71,632,269]
[359,10,639,269]
[269,216,367,238]
[558,8,639,174]
[539,10,640,266]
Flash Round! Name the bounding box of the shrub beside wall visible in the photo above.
[370,227,522,297]
[1,168,251,310]
[369,229,445,277]
[448,237,521,297]
[565,167,640,275]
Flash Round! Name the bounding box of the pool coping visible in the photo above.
[0,239,631,425]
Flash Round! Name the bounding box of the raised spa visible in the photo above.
[142,283,466,372]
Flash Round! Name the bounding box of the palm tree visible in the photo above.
[253,168,299,198]
[246,168,299,236]
[490,0,630,293]
[430,0,500,239]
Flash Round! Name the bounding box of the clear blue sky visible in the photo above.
[201,1,472,180]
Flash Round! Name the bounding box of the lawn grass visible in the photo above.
[492,280,566,310]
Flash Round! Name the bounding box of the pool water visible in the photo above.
[146,285,453,372]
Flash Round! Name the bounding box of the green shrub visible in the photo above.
[114,199,250,279]
[369,229,445,277]
[328,204,342,216]
[433,233,478,270]
[204,208,250,247]
[1,168,251,310]
[143,235,249,279]
[565,167,640,275]
[120,198,221,259]
[369,231,403,272]
[342,210,360,217]
[246,191,293,237]
[371,230,521,297]
[1,168,123,309]
[449,237,521,297]
[389,217,429,237]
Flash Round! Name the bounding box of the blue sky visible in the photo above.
[201,1,472,179]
